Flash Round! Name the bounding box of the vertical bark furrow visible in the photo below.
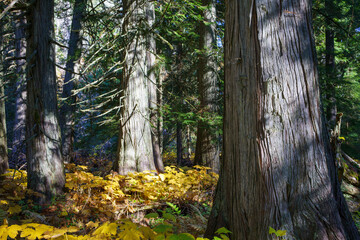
[12,11,27,168]
[206,0,359,239]
[115,0,158,175]
[147,1,164,173]
[26,0,65,204]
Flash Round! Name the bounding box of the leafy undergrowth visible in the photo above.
[0,164,220,239]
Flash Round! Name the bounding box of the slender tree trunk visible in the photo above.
[147,1,164,173]
[176,121,182,166]
[205,0,359,239]
[158,65,166,154]
[186,125,192,160]
[194,0,220,173]
[325,0,336,128]
[60,0,86,163]
[12,11,27,168]
[26,0,65,204]
[114,0,156,175]
[0,8,9,175]
[0,84,7,175]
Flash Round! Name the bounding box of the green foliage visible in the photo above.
[353,211,360,231]
[269,227,287,239]
[146,213,160,219]
[166,202,182,216]
[215,227,232,235]
[313,0,360,158]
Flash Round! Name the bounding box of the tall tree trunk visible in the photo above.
[147,1,164,173]
[185,125,192,160]
[114,0,156,175]
[26,0,65,204]
[60,0,86,163]
[0,17,8,174]
[158,65,166,154]
[194,0,220,173]
[0,6,9,175]
[12,11,27,168]
[176,121,182,166]
[325,0,336,128]
[205,0,359,239]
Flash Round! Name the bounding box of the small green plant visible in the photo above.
[201,203,211,216]
[144,212,164,228]
[166,202,182,215]
[269,227,287,239]
[213,227,232,240]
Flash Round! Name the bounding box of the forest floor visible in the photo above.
[0,154,359,239]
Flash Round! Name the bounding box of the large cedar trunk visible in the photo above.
[12,11,27,168]
[60,0,86,162]
[114,0,156,175]
[147,2,164,173]
[205,0,360,239]
[194,0,220,172]
[0,10,9,174]
[26,0,65,204]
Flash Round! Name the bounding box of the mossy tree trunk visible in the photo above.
[26,0,65,204]
[205,0,360,239]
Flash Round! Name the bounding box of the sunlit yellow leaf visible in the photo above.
[7,225,22,238]
[117,228,144,240]
[42,228,68,239]
[86,221,99,229]
[92,222,117,236]
[159,174,166,181]
[0,225,8,240]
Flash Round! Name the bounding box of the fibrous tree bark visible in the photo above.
[147,1,164,173]
[26,0,65,204]
[60,0,86,163]
[194,0,220,173]
[114,0,160,175]
[12,11,27,168]
[205,0,360,239]
[0,13,9,174]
